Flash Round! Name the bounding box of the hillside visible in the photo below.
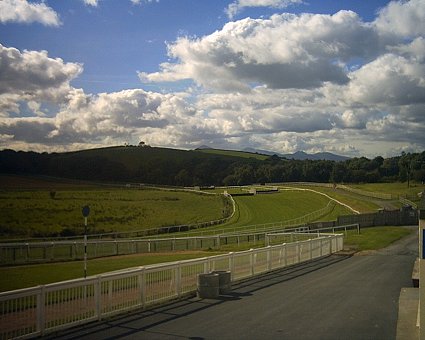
[0,146,424,186]
[195,148,269,160]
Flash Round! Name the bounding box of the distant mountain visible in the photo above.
[243,148,350,161]
[282,151,350,161]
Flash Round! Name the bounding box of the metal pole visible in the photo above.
[84,216,87,279]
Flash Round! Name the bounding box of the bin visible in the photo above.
[212,270,232,294]
[197,273,219,298]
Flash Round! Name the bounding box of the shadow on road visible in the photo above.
[45,254,351,340]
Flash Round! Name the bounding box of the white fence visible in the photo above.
[0,234,343,339]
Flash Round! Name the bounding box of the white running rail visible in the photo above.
[0,233,343,339]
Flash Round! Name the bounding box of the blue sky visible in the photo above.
[0,0,424,157]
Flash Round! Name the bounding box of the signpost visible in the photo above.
[82,205,90,279]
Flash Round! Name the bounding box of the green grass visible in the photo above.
[344,226,413,251]
[350,182,425,205]
[350,182,425,196]
[195,148,269,160]
[230,191,329,226]
[287,185,382,213]
[0,251,223,292]
[0,189,227,238]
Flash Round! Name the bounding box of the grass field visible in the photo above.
[286,185,383,213]
[0,251,223,292]
[350,182,425,196]
[226,191,336,227]
[350,182,425,206]
[344,226,413,251]
[0,188,227,238]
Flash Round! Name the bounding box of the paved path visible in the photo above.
[47,227,418,340]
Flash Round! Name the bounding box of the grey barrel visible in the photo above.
[212,270,232,294]
[197,273,219,298]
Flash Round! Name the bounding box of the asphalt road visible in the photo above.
[47,227,418,340]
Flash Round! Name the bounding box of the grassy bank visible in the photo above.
[344,226,413,251]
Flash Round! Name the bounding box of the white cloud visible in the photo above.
[131,0,160,4]
[226,0,303,19]
[375,0,425,37]
[0,44,83,115]
[140,11,383,91]
[82,0,99,7]
[0,0,61,26]
[2,0,425,157]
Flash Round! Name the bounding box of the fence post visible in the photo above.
[140,267,146,307]
[36,285,45,336]
[297,243,301,263]
[267,246,272,271]
[309,240,313,260]
[229,252,235,281]
[176,262,182,297]
[95,276,101,320]
[250,249,255,276]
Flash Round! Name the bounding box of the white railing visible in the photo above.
[0,234,343,339]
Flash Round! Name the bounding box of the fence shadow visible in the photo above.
[44,254,351,340]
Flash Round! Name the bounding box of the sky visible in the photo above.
[0,0,424,158]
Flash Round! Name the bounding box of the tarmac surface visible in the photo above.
[46,227,418,340]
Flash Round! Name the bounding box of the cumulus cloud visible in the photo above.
[0,0,61,26]
[375,0,425,37]
[0,44,83,114]
[226,0,303,19]
[140,11,383,91]
[2,0,425,157]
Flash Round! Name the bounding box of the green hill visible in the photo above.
[195,148,269,160]
[1,146,424,186]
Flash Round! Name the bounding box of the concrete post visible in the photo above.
[419,191,425,339]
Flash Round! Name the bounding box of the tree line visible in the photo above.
[0,146,424,186]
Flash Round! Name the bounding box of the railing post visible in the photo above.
[95,276,101,320]
[176,262,182,297]
[250,249,255,276]
[309,239,313,260]
[267,246,272,271]
[36,285,45,336]
[297,243,301,263]
[140,267,146,307]
[229,252,235,281]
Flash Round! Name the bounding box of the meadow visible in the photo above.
[0,187,227,238]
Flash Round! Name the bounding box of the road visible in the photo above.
[46,227,418,340]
